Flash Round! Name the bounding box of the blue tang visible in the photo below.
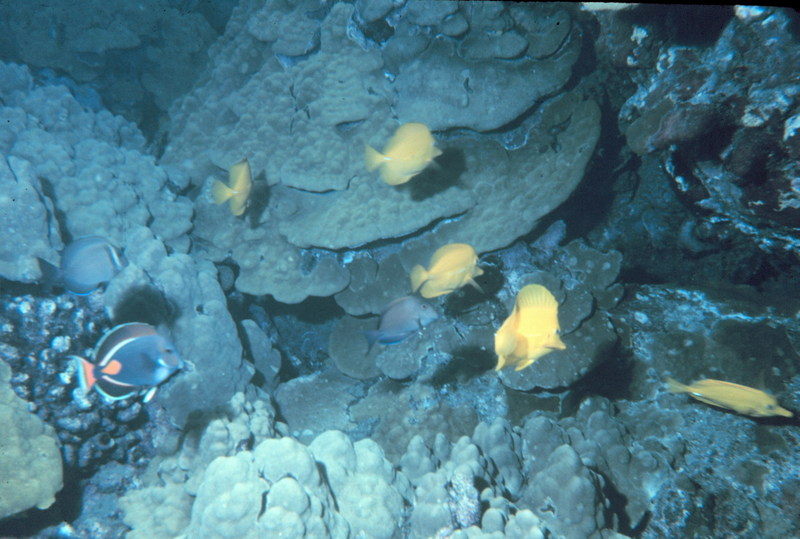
[39,236,127,295]
[72,322,183,402]
[364,295,439,349]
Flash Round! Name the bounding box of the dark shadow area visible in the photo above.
[506,388,562,427]
[399,148,466,201]
[620,4,733,47]
[245,170,271,228]
[0,467,84,537]
[110,285,180,328]
[528,98,628,245]
[428,345,496,388]
[36,176,71,245]
[259,294,343,325]
[560,341,630,418]
[0,277,46,298]
[442,263,504,316]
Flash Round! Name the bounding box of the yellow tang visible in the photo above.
[365,122,442,185]
[495,284,566,371]
[212,158,252,216]
[410,243,484,298]
[667,377,793,418]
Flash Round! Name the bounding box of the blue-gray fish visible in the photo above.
[39,236,126,295]
[364,295,439,348]
[72,322,183,402]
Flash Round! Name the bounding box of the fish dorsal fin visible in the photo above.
[429,243,472,267]
[229,159,251,191]
[516,284,558,311]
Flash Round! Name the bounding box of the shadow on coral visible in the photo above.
[429,345,496,388]
[111,285,181,328]
[443,263,505,316]
[0,467,84,537]
[561,341,631,417]
[245,170,271,228]
[399,147,467,201]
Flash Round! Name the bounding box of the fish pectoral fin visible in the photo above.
[143,387,158,403]
[514,358,534,371]
[467,278,484,294]
[384,173,413,186]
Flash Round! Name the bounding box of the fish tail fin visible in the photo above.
[410,265,428,294]
[666,377,689,394]
[36,257,61,292]
[71,355,96,393]
[211,179,234,204]
[364,144,385,172]
[362,330,380,354]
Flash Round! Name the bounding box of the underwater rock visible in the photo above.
[274,369,360,444]
[103,227,250,426]
[164,1,600,302]
[120,392,277,537]
[0,155,61,283]
[497,240,623,391]
[0,61,192,256]
[617,6,800,258]
[394,3,579,131]
[0,1,225,125]
[0,357,63,520]
[615,283,800,403]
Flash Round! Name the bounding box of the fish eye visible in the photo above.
[766,404,775,409]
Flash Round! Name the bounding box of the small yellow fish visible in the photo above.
[495,284,566,371]
[212,158,252,216]
[410,243,484,298]
[667,377,793,418]
[365,122,443,185]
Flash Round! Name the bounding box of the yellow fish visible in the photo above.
[410,243,484,298]
[212,158,252,216]
[365,122,443,185]
[667,377,793,418]
[495,284,566,371]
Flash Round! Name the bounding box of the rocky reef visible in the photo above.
[1,3,799,539]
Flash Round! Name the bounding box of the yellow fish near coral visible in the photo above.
[365,122,442,185]
[212,158,252,216]
[666,377,793,418]
[495,284,566,371]
[410,243,484,298]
